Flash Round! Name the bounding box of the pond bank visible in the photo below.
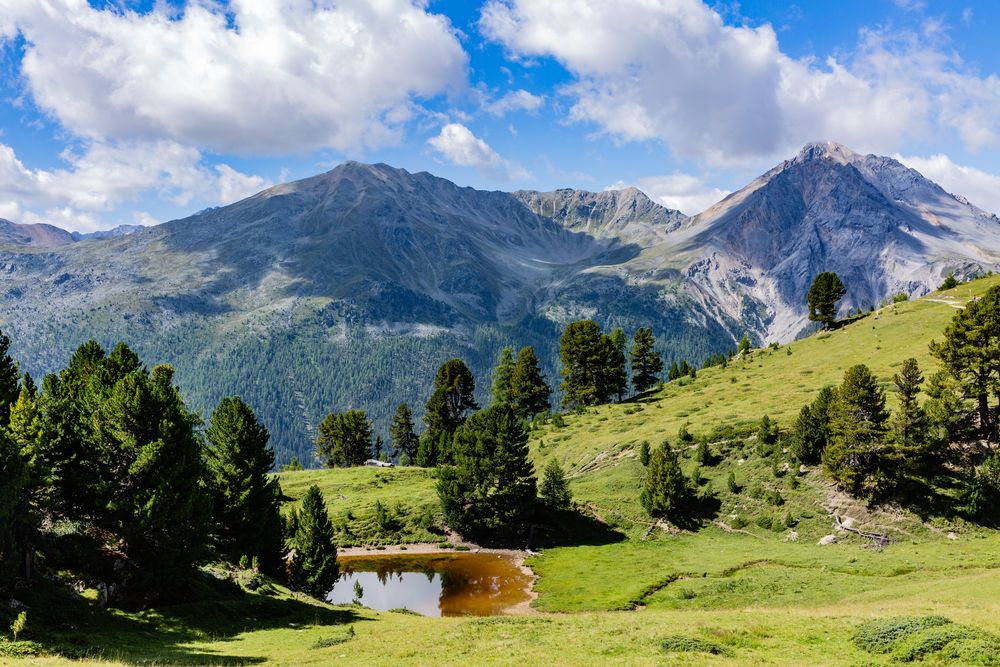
[336,543,538,615]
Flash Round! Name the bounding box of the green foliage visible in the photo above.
[287,485,338,599]
[939,272,961,290]
[822,364,892,498]
[205,396,285,575]
[727,471,740,494]
[891,358,929,457]
[930,285,1000,440]
[559,321,625,408]
[660,635,732,656]
[540,459,572,510]
[959,454,1000,520]
[0,330,20,429]
[807,272,847,329]
[790,386,835,464]
[756,415,779,456]
[638,440,650,466]
[280,456,303,472]
[316,409,374,467]
[10,611,26,641]
[489,346,516,406]
[90,362,212,596]
[509,346,551,420]
[437,403,537,535]
[694,441,711,465]
[389,403,419,463]
[424,358,478,443]
[852,615,1000,665]
[0,430,26,591]
[640,441,687,518]
[737,336,751,356]
[630,327,662,394]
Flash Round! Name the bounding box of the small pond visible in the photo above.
[326,552,532,617]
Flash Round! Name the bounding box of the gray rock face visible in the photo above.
[0,219,76,247]
[665,142,1000,340]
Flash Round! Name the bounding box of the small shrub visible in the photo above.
[660,635,732,657]
[10,612,27,642]
[551,413,566,428]
[727,472,740,494]
[764,489,784,506]
[312,626,355,649]
[690,466,703,486]
[694,441,711,465]
[754,515,773,529]
[892,292,909,303]
[639,440,650,466]
[852,616,952,654]
[454,545,471,552]
[677,587,697,600]
[730,515,747,529]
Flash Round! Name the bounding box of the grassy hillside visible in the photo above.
[15,276,1000,665]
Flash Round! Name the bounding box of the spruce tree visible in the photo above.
[630,327,663,394]
[490,347,516,406]
[822,364,892,497]
[0,431,26,591]
[415,432,439,467]
[389,403,419,462]
[315,410,374,467]
[90,364,211,596]
[509,346,551,419]
[668,361,680,381]
[604,329,628,402]
[205,396,284,574]
[892,358,928,453]
[424,359,478,442]
[807,272,847,329]
[437,403,536,535]
[287,485,339,599]
[640,441,687,518]
[930,285,1000,441]
[559,320,607,407]
[0,331,19,429]
[540,459,572,510]
[790,386,835,463]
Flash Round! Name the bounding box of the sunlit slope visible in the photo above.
[530,276,993,476]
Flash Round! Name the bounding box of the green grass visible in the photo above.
[17,276,1000,665]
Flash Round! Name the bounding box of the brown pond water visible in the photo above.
[326,553,532,617]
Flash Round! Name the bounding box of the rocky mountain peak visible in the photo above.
[794,140,859,165]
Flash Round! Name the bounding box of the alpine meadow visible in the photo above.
[3,1,1000,666]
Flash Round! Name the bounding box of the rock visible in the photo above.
[799,464,808,474]
[947,532,958,541]
[785,530,799,542]
[818,534,837,546]
[840,516,855,530]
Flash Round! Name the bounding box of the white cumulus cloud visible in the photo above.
[483,89,544,117]
[481,0,1000,165]
[0,140,270,232]
[4,0,467,154]
[427,123,531,181]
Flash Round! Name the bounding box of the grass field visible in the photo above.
[11,276,1000,665]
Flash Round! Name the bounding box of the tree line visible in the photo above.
[0,336,339,605]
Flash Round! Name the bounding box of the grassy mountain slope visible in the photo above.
[18,276,1000,665]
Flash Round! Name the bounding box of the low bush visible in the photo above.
[660,635,732,656]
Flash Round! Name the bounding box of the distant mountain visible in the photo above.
[660,142,1000,340]
[0,162,722,463]
[71,224,145,241]
[0,219,76,247]
[0,147,996,462]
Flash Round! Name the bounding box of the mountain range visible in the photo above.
[0,141,996,462]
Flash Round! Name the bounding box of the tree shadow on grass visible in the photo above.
[532,507,627,549]
[26,572,367,665]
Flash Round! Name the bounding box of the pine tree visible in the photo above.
[0,430,26,591]
[315,410,374,467]
[424,359,478,441]
[205,396,284,574]
[389,403,419,462]
[415,432,439,467]
[604,329,628,402]
[930,285,1000,441]
[668,361,680,381]
[540,459,572,510]
[639,440,650,466]
[0,330,20,429]
[560,321,605,407]
[287,485,339,599]
[892,358,928,454]
[823,364,892,497]
[790,386,835,464]
[437,403,536,535]
[737,335,751,356]
[90,364,211,595]
[640,441,687,518]
[630,327,663,394]
[807,272,847,329]
[490,347,516,406]
[509,346,551,419]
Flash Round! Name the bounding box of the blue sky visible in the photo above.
[3,0,1000,231]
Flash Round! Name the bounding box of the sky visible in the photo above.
[3,0,1000,231]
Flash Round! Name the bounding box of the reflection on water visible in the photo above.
[326,553,531,617]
